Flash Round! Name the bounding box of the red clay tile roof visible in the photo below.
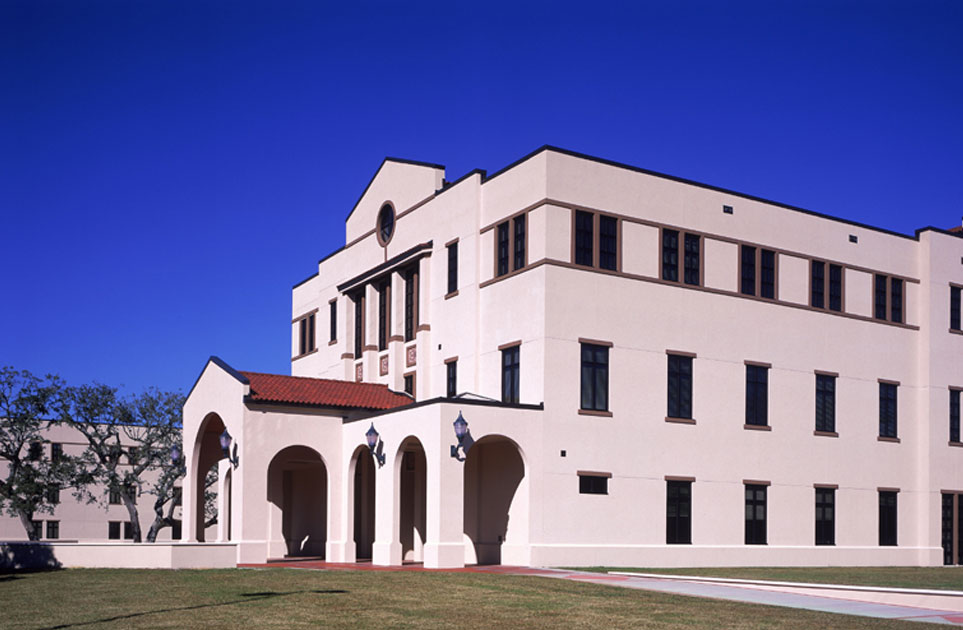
[239,371,412,410]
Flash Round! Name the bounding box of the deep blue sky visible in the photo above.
[2,1,961,395]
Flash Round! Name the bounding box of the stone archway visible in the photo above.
[351,445,376,560]
[266,445,328,558]
[192,413,226,543]
[396,437,426,563]
[463,435,526,565]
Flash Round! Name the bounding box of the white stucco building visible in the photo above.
[183,146,963,569]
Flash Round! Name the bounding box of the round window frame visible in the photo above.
[376,203,396,247]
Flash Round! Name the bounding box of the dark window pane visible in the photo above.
[502,346,520,404]
[683,234,700,286]
[575,211,594,266]
[760,250,775,299]
[308,314,316,352]
[745,365,768,426]
[879,491,898,546]
[404,269,416,342]
[513,215,526,271]
[497,222,510,276]
[599,215,618,271]
[942,493,954,565]
[579,475,608,495]
[404,374,414,397]
[447,361,457,398]
[829,265,843,311]
[875,274,888,320]
[951,286,961,331]
[108,521,120,540]
[667,355,693,419]
[890,278,903,323]
[662,229,678,281]
[448,242,458,294]
[330,300,337,342]
[355,294,364,356]
[815,488,835,545]
[741,246,756,296]
[745,484,767,545]
[879,383,898,438]
[378,282,388,351]
[580,343,609,411]
[951,390,960,443]
[815,374,836,432]
[811,261,825,308]
[666,480,692,544]
[46,520,59,540]
[378,205,394,242]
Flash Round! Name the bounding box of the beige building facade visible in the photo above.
[183,146,963,568]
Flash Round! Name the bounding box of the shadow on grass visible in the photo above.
[36,589,348,630]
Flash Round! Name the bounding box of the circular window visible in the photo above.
[377,203,395,246]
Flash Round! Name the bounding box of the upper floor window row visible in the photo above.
[662,229,701,286]
[811,261,843,312]
[875,274,904,324]
[294,311,317,359]
[741,246,776,299]
[575,210,619,271]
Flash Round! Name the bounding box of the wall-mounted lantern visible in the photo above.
[450,411,474,461]
[219,429,239,469]
[366,422,385,468]
[170,444,181,464]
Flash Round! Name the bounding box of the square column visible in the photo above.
[424,429,466,569]
[372,450,402,566]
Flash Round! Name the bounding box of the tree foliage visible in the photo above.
[0,367,90,540]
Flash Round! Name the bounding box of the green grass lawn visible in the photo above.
[574,566,963,591]
[0,567,937,630]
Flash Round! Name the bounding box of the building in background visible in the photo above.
[183,146,963,568]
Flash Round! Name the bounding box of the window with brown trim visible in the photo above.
[447,241,458,295]
[573,210,619,271]
[741,246,777,298]
[502,345,520,404]
[354,293,364,357]
[580,343,609,412]
[497,222,510,276]
[879,490,897,546]
[950,388,960,443]
[377,280,389,351]
[297,314,316,357]
[404,267,417,342]
[662,229,700,286]
[815,373,836,432]
[446,360,457,398]
[815,487,835,546]
[874,274,905,323]
[811,261,843,311]
[951,285,961,331]
[745,484,767,545]
[666,480,692,544]
[667,354,692,420]
[745,364,768,427]
[879,382,898,439]
[404,373,415,398]
[578,473,608,495]
[329,300,337,343]
[495,214,528,278]
[514,215,526,271]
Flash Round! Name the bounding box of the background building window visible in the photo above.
[108,521,121,540]
[667,354,693,419]
[46,485,60,505]
[666,480,692,544]
[31,520,42,539]
[815,487,835,545]
[951,389,960,443]
[815,374,836,432]
[879,490,898,546]
[745,484,767,545]
[28,441,42,461]
[497,222,510,276]
[580,343,609,412]
[578,474,608,495]
[952,286,961,331]
[446,361,457,398]
[745,365,768,427]
[109,487,122,505]
[46,520,59,540]
[575,210,593,266]
[879,382,898,438]
[513,215,526,271]
[123,521,135,540]
[447,242,458,294]
[51,443,63,461]
[501,345,520,404]
[329,300,337,343]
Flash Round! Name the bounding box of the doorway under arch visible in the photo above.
[266,445,327,558]
[463,435,526,565]
[351,445,376,560]
[192,413,226,542]
[397,437,426,563]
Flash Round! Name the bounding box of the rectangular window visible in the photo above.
[447,242,458,295]
[109,487,122,505]
[354,293,364,356]
[951,389,960,443]
[446,361,457,398]
[580,343,609,412]
[828,264,843,311]
[879,382,898,438]
[811,261,825,309]
[662,229,679,282]
[51,443,63,461]
[741,246,756,296]
[501,345,520,404]
[952,286,961,331]
[815,374,836,433]
[497,222,510,276]
[513,215,526,271]
[683,234,700,286]
[745,364,769,427]
[297,313,316,357]
[745,484,767,545]
[29,441,42,461]
[574,210,594,267]
[941,493,955,565]
[172,520,182,540]
[890,278,903,323]
[46,520,59,540]
[667,354,693,420]
[815,488,835,546]
[599,215,618,271]
[874,274,888,320]
[46,485,60,505]
[666,480,692,544]
[329,300,337,343]
[377,281,389,351]
[123,522,134,540]
[403,373,414,398]
[579,474,608,495]
[879,490,898,546]
[404,268,416,342]
[108,521,121,540]
[760,249,776,299]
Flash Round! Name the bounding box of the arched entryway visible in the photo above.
[464,435,526,565]
[192,413,227,542]
[351,445,376,560]
[266,445,328,558]
[396,437,426,563]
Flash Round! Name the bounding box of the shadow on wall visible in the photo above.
[1,543,63,573]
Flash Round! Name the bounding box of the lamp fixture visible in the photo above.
[219,428,240,469]
[366,422,385,468]
[450,411,474,461]
[170,444,181,464]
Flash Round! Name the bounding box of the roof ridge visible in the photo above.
[238,370,393,389]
